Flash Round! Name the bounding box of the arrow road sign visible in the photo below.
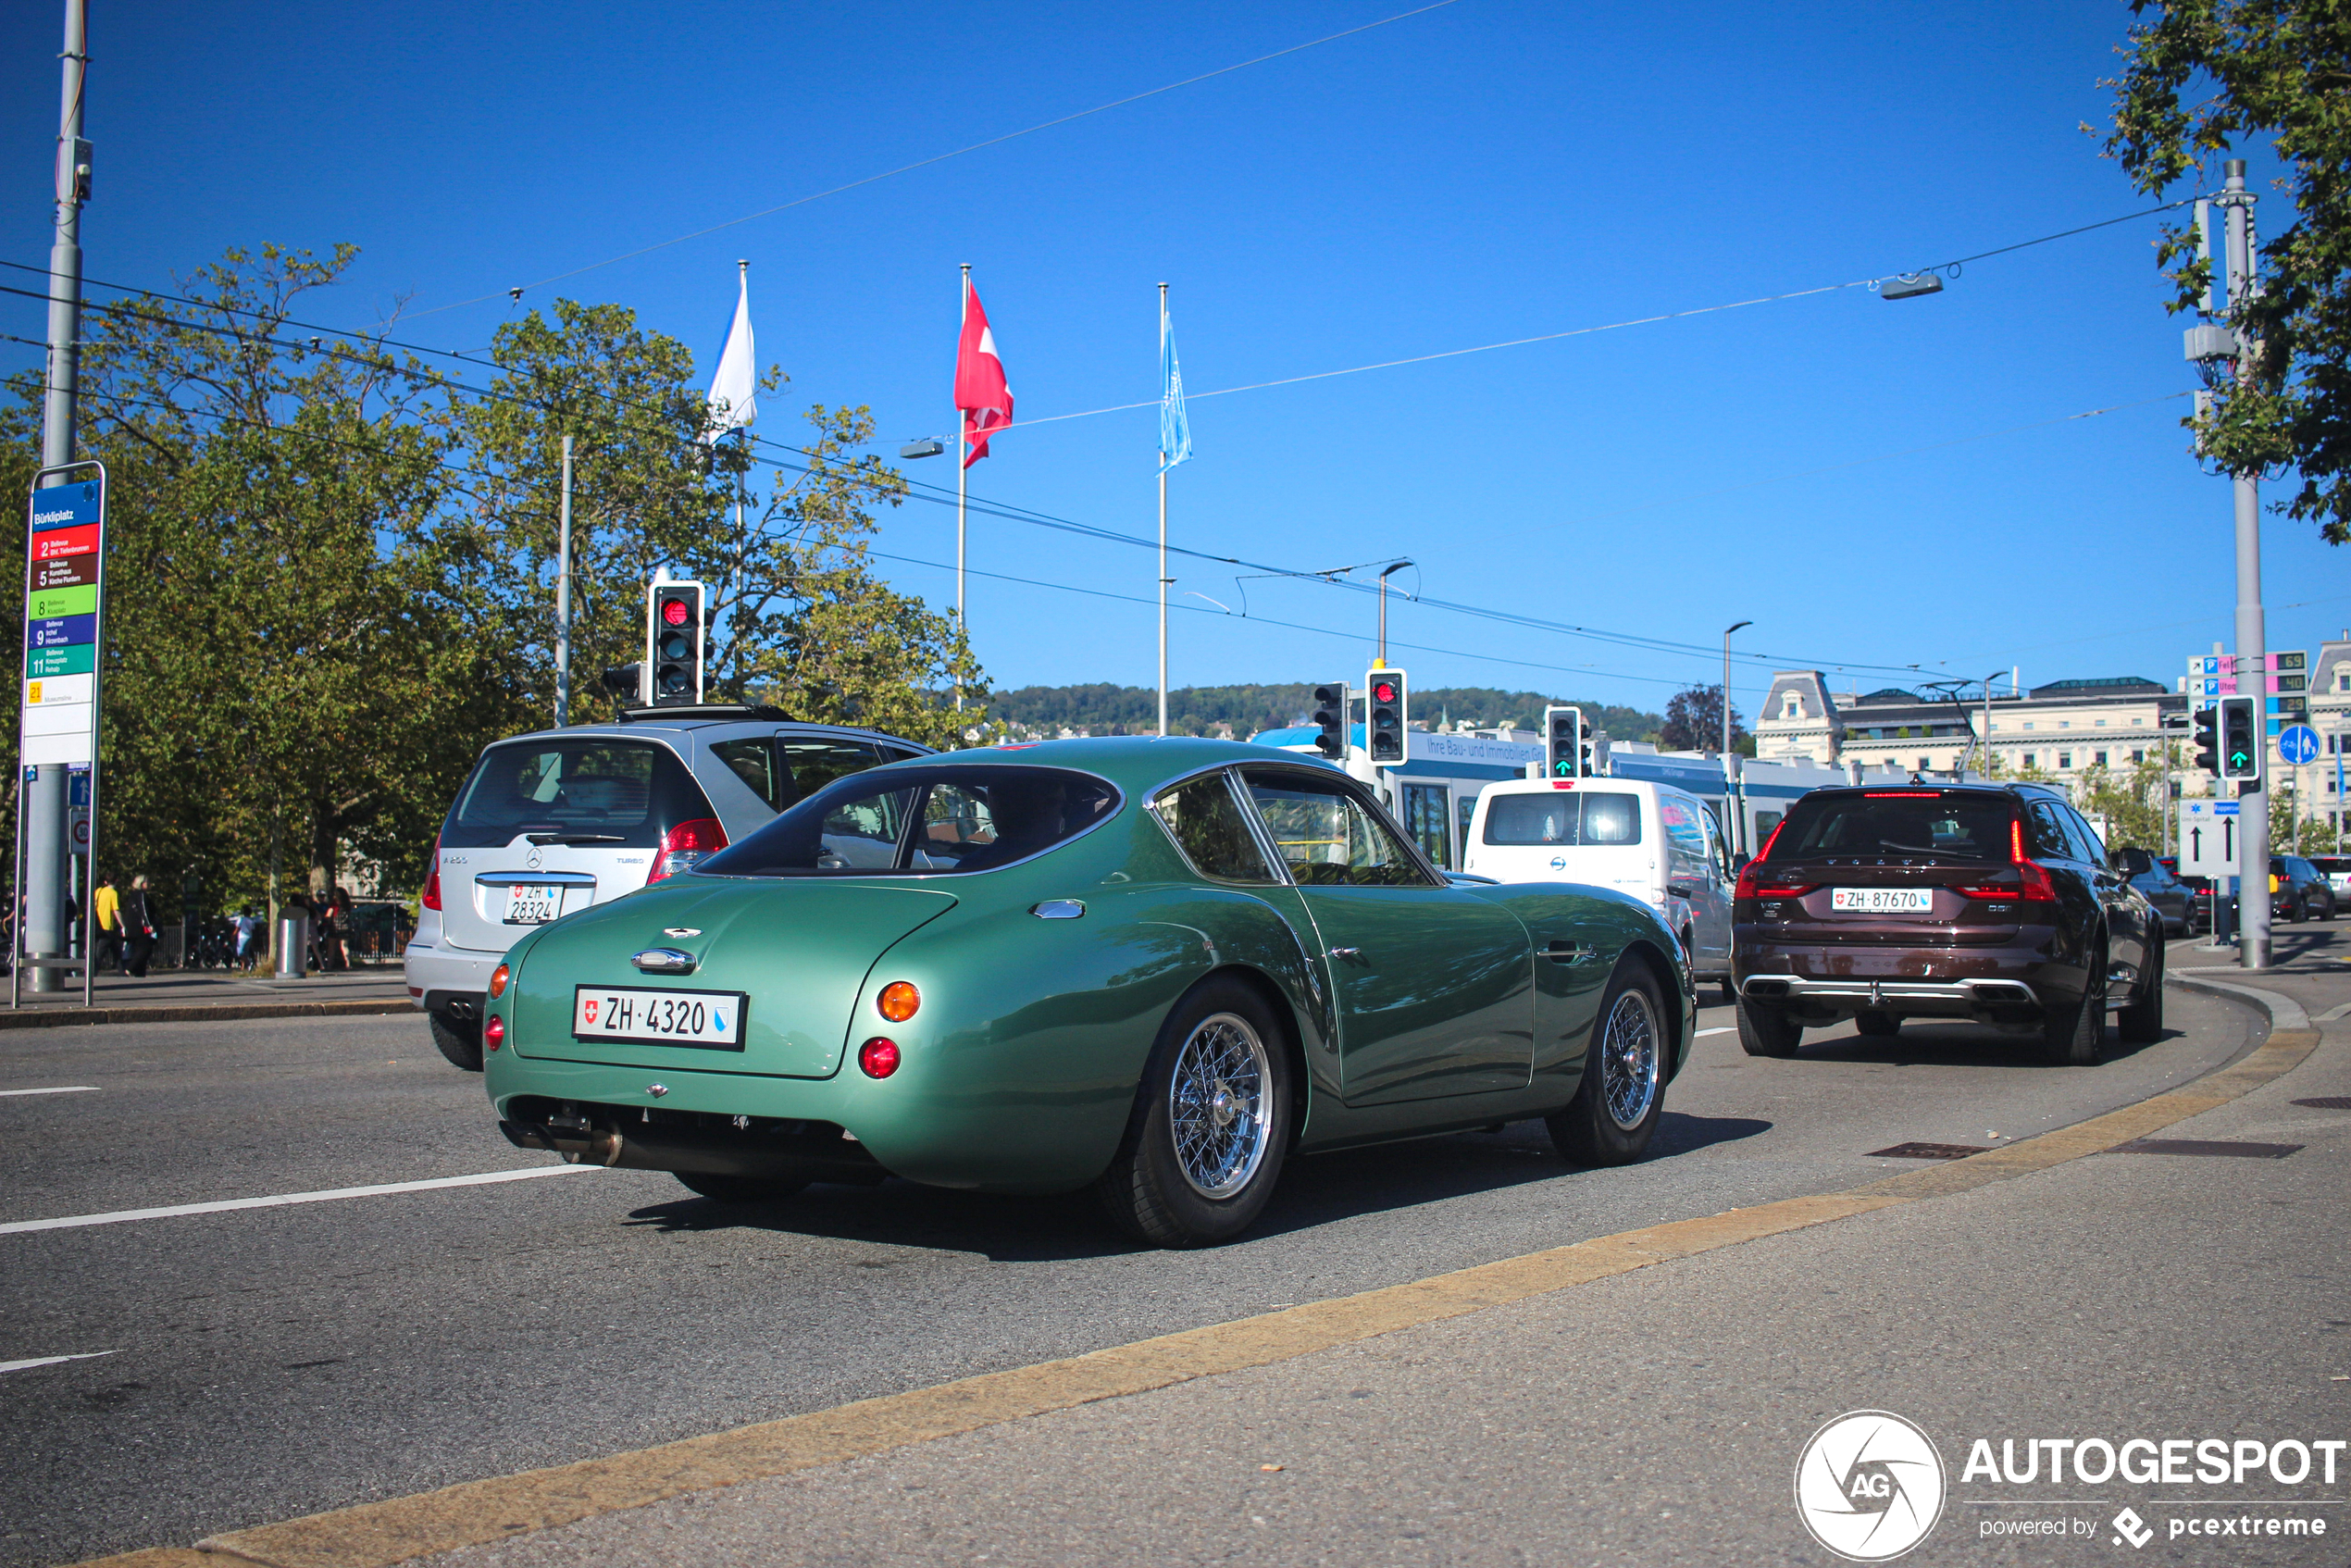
[2279,723,2320,765]
[2179,799,2240,878]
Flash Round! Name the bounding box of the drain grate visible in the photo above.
[2107,1138,2302,1159]
[1867,1141,1991,1161]
[2291,1097,2351,1111]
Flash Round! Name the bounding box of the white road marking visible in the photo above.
[0,1165,595,1237]
[0,1350,118,1375]
[1695,1027,1735,1037]
[0,1086,101,1098]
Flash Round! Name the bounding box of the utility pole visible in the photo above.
[1377,561,1413,666]
[26,0,90,994]
[2219,159,2270,970]
[1722,620,1751,852]
[554,434,573,727]
[1157,281,1169,738]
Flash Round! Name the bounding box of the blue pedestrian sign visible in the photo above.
[2279,723,2321,765]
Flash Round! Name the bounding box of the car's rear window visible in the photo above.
[2310,857,2351,875]
[696,765,1120,877]
[442,740,712,850]
[1483,790,1642,847]
[1770,790,2014,862]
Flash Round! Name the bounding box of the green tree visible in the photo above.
[2102,0,2351,539]
[450,305,983,745]
[7,245,525,905]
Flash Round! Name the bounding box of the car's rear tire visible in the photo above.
[676,1172,809,1204]
[2118,932,2165,1044]
[1095,976,1293,1249]
[1854,1011,1900,1039]
[2042,940,2107,1066]
[428,1010,482,1073]
[1549,963,1668,1166]
[1735,994,1803,1057]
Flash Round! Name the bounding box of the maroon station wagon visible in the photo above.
[1730,783,2165,1064]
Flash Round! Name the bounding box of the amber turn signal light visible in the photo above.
[877,980,920,1023]
[489,964,511,1000]
[858,1037,901,1078]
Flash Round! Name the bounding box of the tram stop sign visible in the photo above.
[2278,723,2320,766]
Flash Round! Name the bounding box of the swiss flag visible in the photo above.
[955,280,1014,467]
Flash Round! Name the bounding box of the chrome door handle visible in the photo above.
[1327,947,1362,961]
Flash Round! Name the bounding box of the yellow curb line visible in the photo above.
[79,1014,2321,1568]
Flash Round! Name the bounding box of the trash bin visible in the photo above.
[274,913,309,979]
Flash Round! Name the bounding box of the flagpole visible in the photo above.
[734,261,749,685]
[956,262,970,714]
[1158,282,1169,739]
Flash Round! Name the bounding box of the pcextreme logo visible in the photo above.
[1795,1411,1948,1562]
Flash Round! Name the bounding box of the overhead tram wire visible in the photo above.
[0,274,1948,678]
[0,197,2196,681]
[399,0,1470,321]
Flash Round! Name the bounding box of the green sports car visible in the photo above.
[485,737,1694,1247]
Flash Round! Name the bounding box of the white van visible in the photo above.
[1462,778,1735,990]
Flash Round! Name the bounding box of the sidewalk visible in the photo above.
[0,963,412,1029]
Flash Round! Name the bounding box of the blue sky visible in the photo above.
[5,1,2334,722]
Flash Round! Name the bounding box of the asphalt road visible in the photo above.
[0,945,2267,1566]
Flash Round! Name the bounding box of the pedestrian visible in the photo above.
[91,874,122,974]
[121,875,158,978]
[315,890,345,973]
[230,906,258,971]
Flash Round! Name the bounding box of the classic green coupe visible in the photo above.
[485,737,1694,1246]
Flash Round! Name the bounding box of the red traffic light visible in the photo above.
[661,598,691,627]
[1372,680,1398,703]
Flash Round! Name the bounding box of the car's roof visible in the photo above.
[1800,781,2056,800]
[869,734,1336,791]
[484,718,922,748]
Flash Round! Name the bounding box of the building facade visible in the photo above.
[1753,669,2190,784]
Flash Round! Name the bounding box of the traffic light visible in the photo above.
[1311,682,1349,761]
[2192,705,2220,775]
[646,581,706,707]
[1365,669,1406,765]
[1546,704,1583,778]
[2220,694,2261,785]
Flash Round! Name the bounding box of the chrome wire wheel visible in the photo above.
[1598,986,1661,1131]
[1167,1011,1273,1199]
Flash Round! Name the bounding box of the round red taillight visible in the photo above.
[877,980,920,1023]
[858,1037,901,1078]
[484,1015,506,1051]
[663,598,691,627]
[489,963,510,1000]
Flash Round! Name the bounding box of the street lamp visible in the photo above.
[1723,620,1751,854]
[900,439,945,459]
[1378,560,1414,666]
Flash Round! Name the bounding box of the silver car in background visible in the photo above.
[404,706,932,1069]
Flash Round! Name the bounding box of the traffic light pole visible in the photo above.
[24,0,90,995]
[2220,160,2270,970]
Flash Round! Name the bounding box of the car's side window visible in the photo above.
[1701,806,1733,881]
[2062,807,2107,865]
[710,738,784,809]
[1149,772,1279,884]
[910,782,996,871]
[1239,771,1437,889]
[2025,801,2075,862]
[1658,798,1711,884]
[779,736,888,808]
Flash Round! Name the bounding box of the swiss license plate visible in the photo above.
[1830,887,1934,914]
[504,886,563,925]
[572,986,746,1050]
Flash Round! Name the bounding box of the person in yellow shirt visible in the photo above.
[91,874,122,973]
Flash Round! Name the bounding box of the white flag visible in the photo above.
[707,266,756,431]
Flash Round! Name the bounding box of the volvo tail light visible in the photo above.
[647,817,728,884]
[1733,822,1809,901]
[1956,819,2057,902]
[422,835,442,911]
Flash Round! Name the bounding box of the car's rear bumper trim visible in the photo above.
[1737,975,2039,1012]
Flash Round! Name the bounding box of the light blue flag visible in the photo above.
[1159,302,1192,473]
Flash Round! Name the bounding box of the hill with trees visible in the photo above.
[983,683,1661,742]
